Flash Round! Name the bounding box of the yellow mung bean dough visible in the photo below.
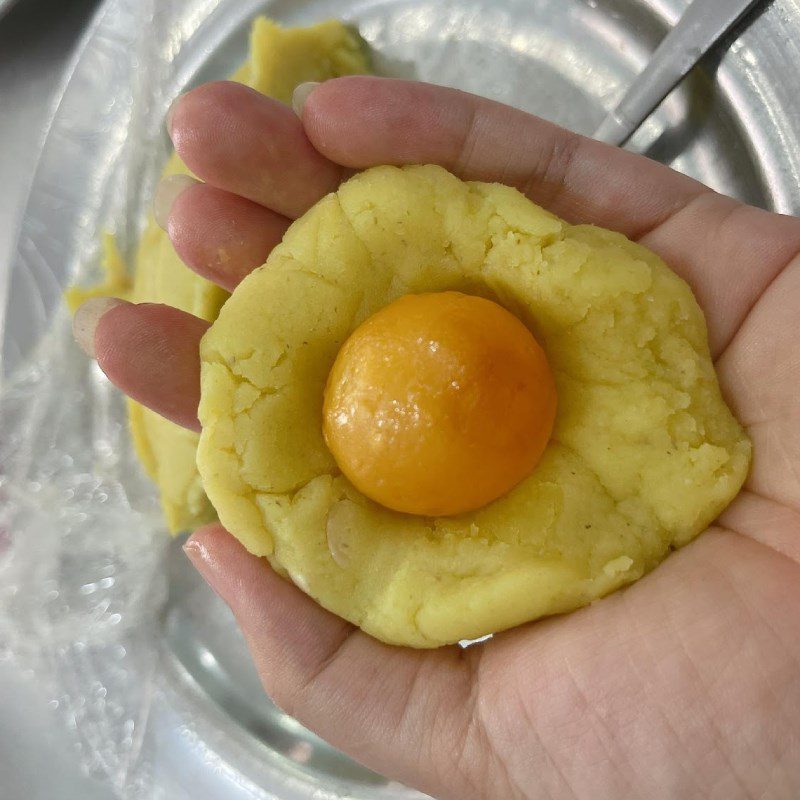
[197,164,750,649]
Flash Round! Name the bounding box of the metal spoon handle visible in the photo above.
[593,0,762,147]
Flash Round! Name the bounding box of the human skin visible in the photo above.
[75,78,800,800]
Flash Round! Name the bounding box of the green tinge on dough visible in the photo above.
[127,18,372,533]
[197,164,751,648]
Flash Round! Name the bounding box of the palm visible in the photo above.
[462,226,800,799]
[87,78,800,799]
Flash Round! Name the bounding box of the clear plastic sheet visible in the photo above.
[2,0,800,797]
[0,306,168,789]
[0,0,170,790]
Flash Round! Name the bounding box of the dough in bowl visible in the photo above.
[197,164,751,648]
[127,18,371,532]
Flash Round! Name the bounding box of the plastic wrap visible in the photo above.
[0,0,172,791]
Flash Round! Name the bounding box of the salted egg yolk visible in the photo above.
[323,291,557,516]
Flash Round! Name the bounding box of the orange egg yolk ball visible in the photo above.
[322,291,558,517]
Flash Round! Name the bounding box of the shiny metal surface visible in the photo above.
[2,0,800,798]
[594,0,765,145]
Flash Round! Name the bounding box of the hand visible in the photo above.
[75,78,800,800]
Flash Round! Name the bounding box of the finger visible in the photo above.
[75,299,207,432]
[157,178,290,291]
[185,524,480,800]
[169,81,344,219]
[301,77,800,356]
[300,76,706,235]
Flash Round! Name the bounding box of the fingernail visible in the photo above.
[153,174,200,230]
[72,297,128,358]
[165,93,184,137]
[292,81,320,117]
[184,539,225,599]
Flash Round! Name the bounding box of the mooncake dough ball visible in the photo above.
[197,164,751,648]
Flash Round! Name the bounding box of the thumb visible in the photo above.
[184,524,481,799]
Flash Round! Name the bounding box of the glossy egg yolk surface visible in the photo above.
[322,291,558,516]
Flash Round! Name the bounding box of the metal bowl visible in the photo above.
[3,0,799,797]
